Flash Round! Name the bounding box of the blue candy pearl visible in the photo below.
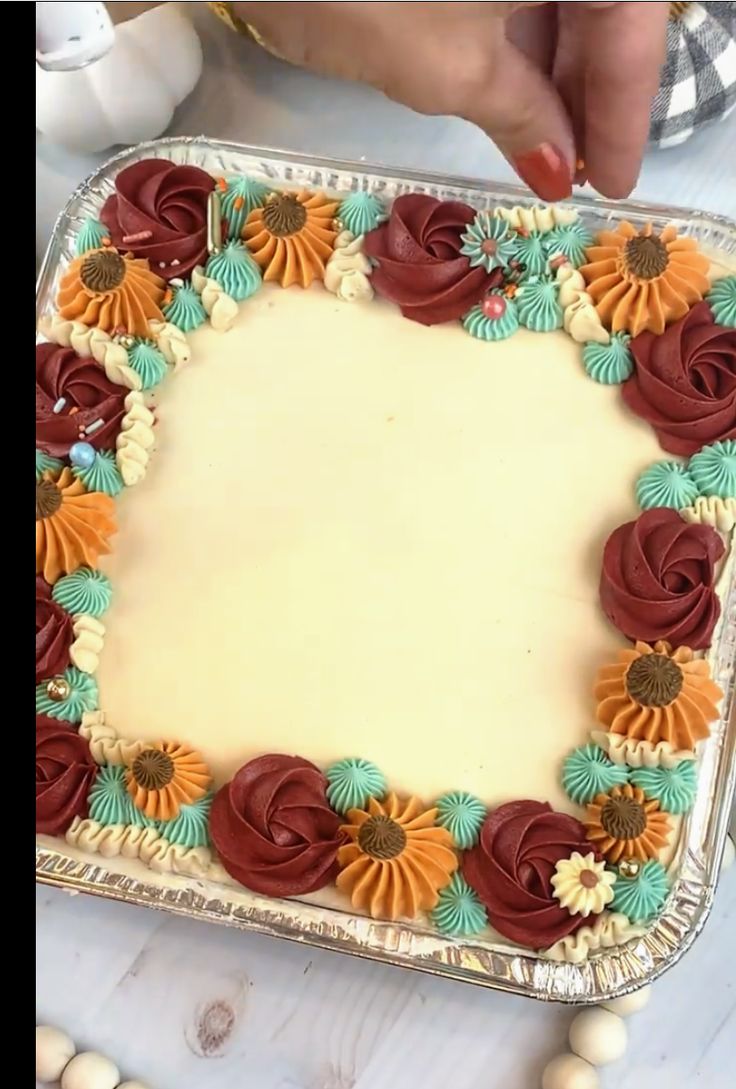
[69,441,96,469]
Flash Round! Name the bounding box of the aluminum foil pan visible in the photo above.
[35,137,736,1004]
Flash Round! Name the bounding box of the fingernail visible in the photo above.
[512,143,572,202]
[574,157,588,187]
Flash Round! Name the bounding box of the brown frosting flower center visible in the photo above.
[579,868,600,889]
[358,815,407,860]
[36,479,62,520]
[132,749,175,790]
[601,795,647,840]
[623,234,669,280]
[80,249,126,293]
[626,653,684,706]
[262,194,308,237]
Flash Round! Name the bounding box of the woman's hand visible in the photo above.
[233,2,669,200]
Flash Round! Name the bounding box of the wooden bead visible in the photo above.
[60,1051,120,1089]
[36,1025,76,1082]
[542,1053,600,1089]
[569,1008,627,1066]
[602,985,652,1017]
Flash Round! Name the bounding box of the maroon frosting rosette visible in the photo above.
[600,508,724,650]
[623,302,736,456]
[463,800,593,949]
[101,159,215,281]
[36,343,128,457]
[363,194,497,325]
[210,754,346,896]
[36,719,96,835]
[36,577,73,683]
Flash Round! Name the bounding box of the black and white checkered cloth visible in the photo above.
[650,2,736,147]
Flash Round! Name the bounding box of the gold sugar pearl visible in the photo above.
[46,676,71,702]
[618,858,641,880]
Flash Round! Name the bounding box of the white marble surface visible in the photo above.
[36,7,736,1088]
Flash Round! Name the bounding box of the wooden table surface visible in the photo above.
[36,7,736,1088]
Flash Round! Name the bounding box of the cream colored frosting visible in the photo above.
[95,285,679,811]
[37,313,141,390]
[556,264,610,345]
[79,711,145,766]
[149,320,191,369]
[191,265,239,331]
[591,731,698,769]
[65,817,213,878]
[69,614,106,674]
[544,912,647,964]
[115,391,155,486]
[324,230,373,302]
[680,496,736,534]
[494,204,578,233]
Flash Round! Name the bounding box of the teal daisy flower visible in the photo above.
[338,191,387,236]
[562,743,630,806]
[610,859,669,923]
[582,333,633,384]
[36,449,64,482]
[158,791,213,848]
[36,667,98,724]
[163,283,207,333]
[52,567,112,618]
[635,460,699,511]
[432,873,488,937]
[630,762,697,815]
[706,275,736,328]
[435,791,486,849]
[325,758,386,815]
[460,212,517,273]
[73,450,124,498]
[688,440,736,500]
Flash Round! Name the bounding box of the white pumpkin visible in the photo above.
[36,3,202,154]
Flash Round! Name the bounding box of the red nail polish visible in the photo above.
[512,144,572,202]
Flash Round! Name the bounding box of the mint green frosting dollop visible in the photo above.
[635,460,699,511]
[35,666,98,724]
[163,284,207,333]
[514,231,549,277]
[52,567,112,618]
[517,277,563,331]
[338,191,387,237]
[325,758,387,815]
[460,211,517,273]
[75,217,108,256]
[706,275,736,328]
[221,175,271,239]
[158,791,213,848]
[431,873,488,937]
[73,450,124,497]
[88,765,155,828]
[630,762,697,815]
[206,241,263,302]
[688,440,736,499]
[463,295,519,341]
[435,791,487,849]
[127,338,168,390]
[582,332,633,384]
[562,743,630,806]
[610,860,669,923]
[36,449,63,482]
[544,220,594,268]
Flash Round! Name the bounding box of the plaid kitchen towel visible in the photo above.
[651,2,736,147]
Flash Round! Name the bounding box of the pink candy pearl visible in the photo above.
[482,295,506,320]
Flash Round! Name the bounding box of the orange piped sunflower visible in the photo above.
[580,221,710,336]
[595,640,723,751]
[585,783,671,863]
[336,793,458,920]
[242,190,339,288]
[126,741,212,821]
[56,247,166,337]
[36,469,117,585]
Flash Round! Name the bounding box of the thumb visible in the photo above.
[453,35,577,202]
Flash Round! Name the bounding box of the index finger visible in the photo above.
[582,1,669,198]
